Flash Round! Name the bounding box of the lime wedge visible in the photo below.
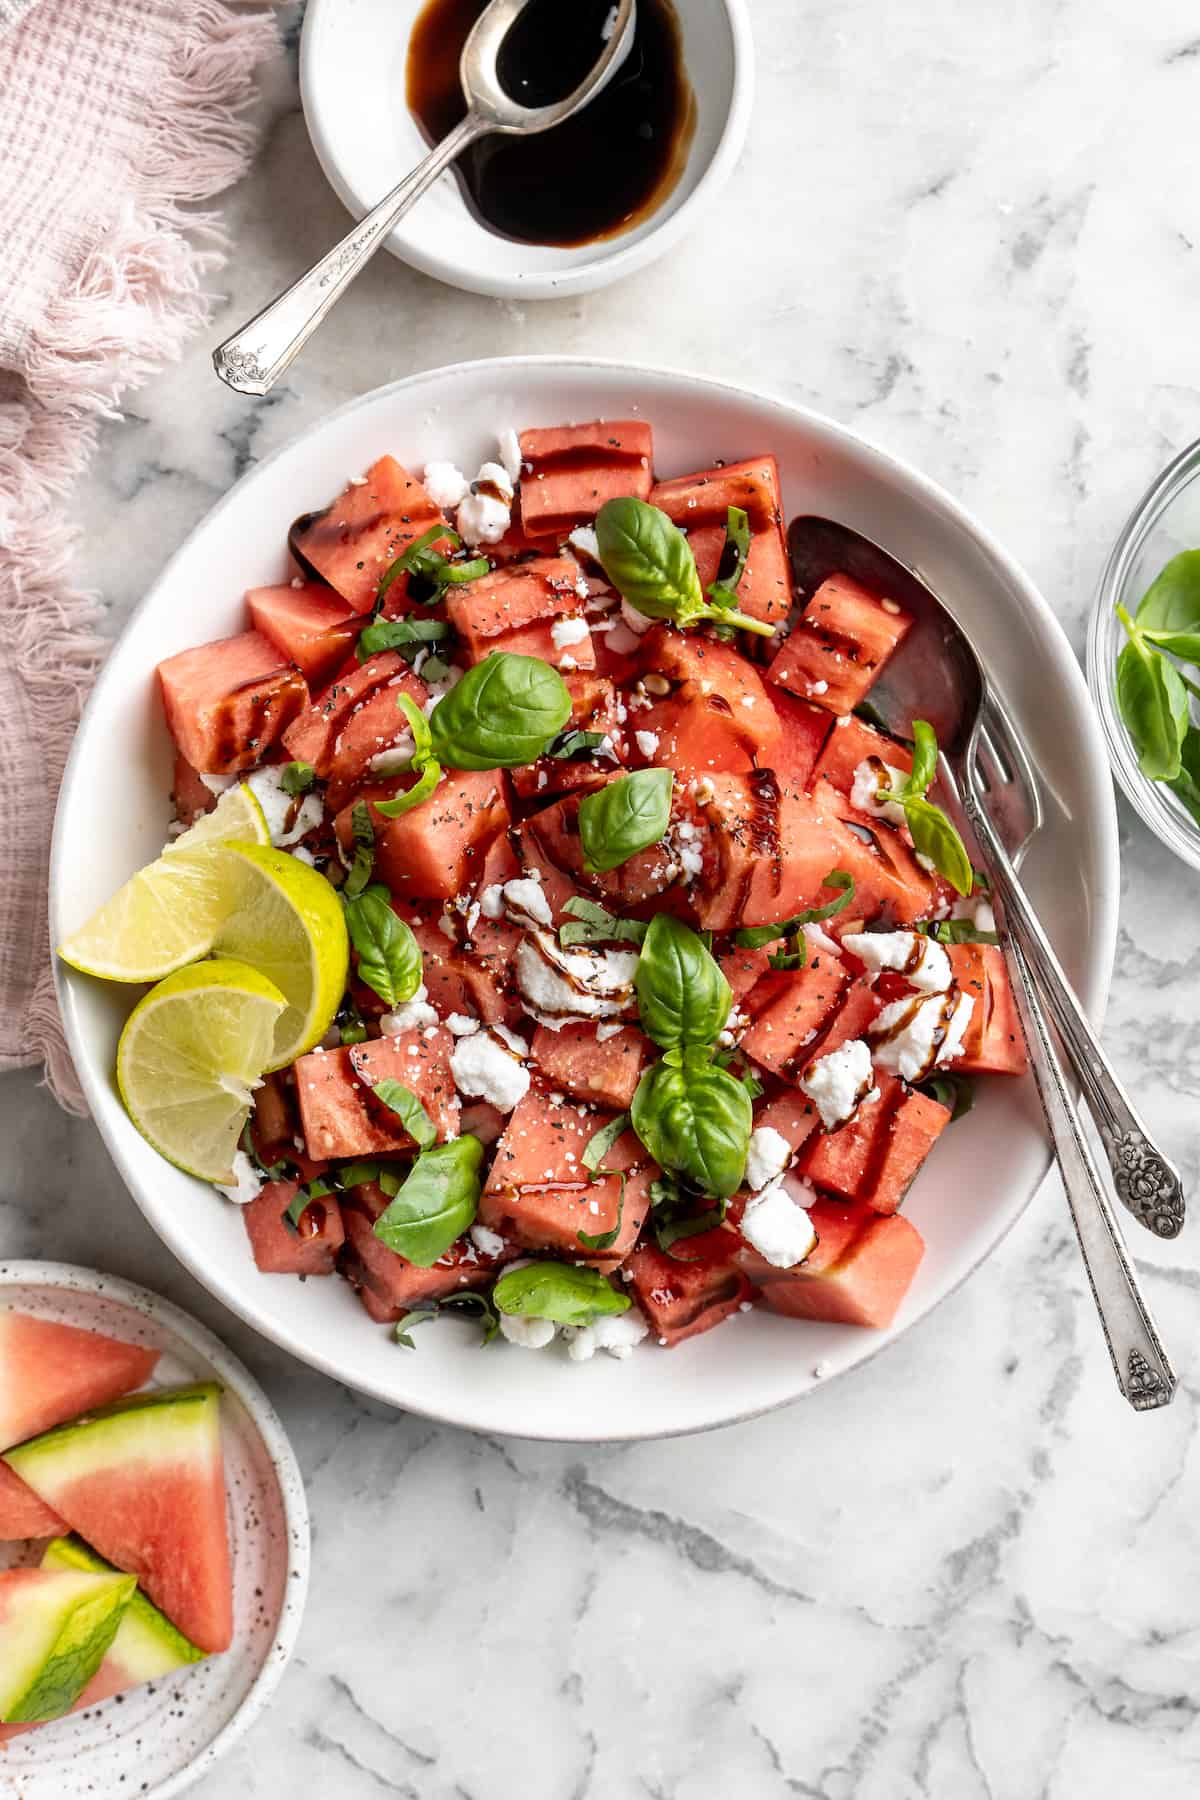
[116,959,286,1180]
[57,785,270,983]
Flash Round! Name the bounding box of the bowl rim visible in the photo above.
[298,0,756,299]
[50,354,1120,1441]
[0,1259,309,1797]
[1086,434,1200,872]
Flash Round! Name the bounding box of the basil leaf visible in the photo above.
[395,1289,500,1347]
[1169,725,1200,826]
[579,768,674,873]
[398,691,435,766]
[1115,609,1188,781]
[343,883,422,1007]
[284,1189,314,1230]
[371,1079,437,1150]
[705,506,751,611]
[335,1159,382,1189]
[657,1204,727,1255]
[904,720,939,798]
[373,1135,483,1266]
[577,1172,626,1251]
[595,497,775,638]
[901,795,973,897]
[420,653,453,684]
[546,729,608,760]
[376,524,457,602]
[342,800,375,899]
[338,1003,369,1044]
[558,898,648,948]
[733,870,855,948]
[918,1072,975,1122]
[582,1112,630,1174]
[916,917,1000,946]
[635,913,730,1051]
[428,652,572,770]
[768,939,807,971]
[357,616,450,664]
[394,1312,435,1349]
[1134,549,1200,661]
[492,1261,630,1327]
[631,1058,752,1200]
[374,758,442,819]
[280,760,316,796]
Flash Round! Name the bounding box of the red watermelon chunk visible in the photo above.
[719,943,772,1003]
[399,903,521,1029]
[324,667,430,810]
[809,712,914,796]
[947,944,1026,1075]
[246,581,361,687]
[808,779,936,924]
[294,1033,459,1161]
[740,958,850,1079]
[4,1384,233,1655]
[334,770,510,901]
[281,649,411,774]
[751,1087,820,1157]
[0,1313,158,1454]
[628,624,782,775]
[518,782,679,908]
[530,1021,653,1109]
[764,689,834,788]
[758,1200,925,1329]
[445,556,584,663]
[625,1234,754,1345]
[510,672,622,800]
[796,1074,948,1214]
[171,753,216,828]
[767,573,911,714]
[0,1462,65,1540]
[649,455,792,629]
[157,630,307,775]
[291,456,449,613]
[338,1183,497,1322]
[519,420,653,537]
[242,1180,346,1275]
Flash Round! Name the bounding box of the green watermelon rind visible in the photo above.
[42,1537,207,1677]
[1,1571,136,1724]
[4,1382,223,1490]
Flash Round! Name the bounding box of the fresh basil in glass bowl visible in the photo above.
[1088,436,1200,871]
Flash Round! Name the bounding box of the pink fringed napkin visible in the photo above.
[0,0,278,1110]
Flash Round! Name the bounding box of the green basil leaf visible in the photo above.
[1168,725,1200,826]
[579,768,674,873]
[395,691,434,766]
[492,1261,630,1327]
[373,1135,483,1266]
[280,760,316,796]
[1115,613,1188,781]
[1134,549,1200,660]
[705,505,751,610]
[917,1072,975,1122]
[357,616,450,664]
[374,758,442,819]
[546,729,609,760]
[657,1204,727,1255]
[343,883,422,1007]
[581,1111,630,1174]
[901,795,973,897]
[768,939,808,971]
[428,652,572,770]
[394,1312,435,1349]
[284,1189,314,1230]
[577,1171,626,1251]
[371,1079,437,1150]
[558,898,648,948]
[733,870,855,947]
[335,1159,382,1189]
[635,913,730,1051]
[338,1001,369,1044]
[377,524,457,602]
[905,719,939,798]
[916,917,1000,946]
[342,800,375,899]
[595,497,775,638]
[395,1289,500,1347]
[631,1059,752,1200]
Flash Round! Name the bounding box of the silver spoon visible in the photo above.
[789,516,1178,1412]
[213,0,637,397]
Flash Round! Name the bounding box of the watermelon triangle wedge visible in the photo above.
[0,1566,136,1724]
[0,1313,159,1452]
[0,1461,64,1541]
[4,1384,233,1655]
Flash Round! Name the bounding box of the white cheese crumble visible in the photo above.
[199,772,235,796]
[214,1150,263,1207]
[869,989,975,1082]
[367,732,416,777]
[479,884,506,920]
[562,1311,649,1361]
[501,877,554,929]
[568,524,601,562]
[799,1037,876,1130]
[470,1223,507,1259]
[450,1029,530,1112]
[619,597,653,636]
[497,428,523,486]
[740,1182,817,1269]
[635,729,660,758]
[515,933,638,1029]
[448,1013,480,1036]
[498,1312,557,1349]
[605,621,641,656]
[457,461,515,546]
[842,930,953,994]
[803,920,841,959]
[850,757,909,829]
[423,461,469,510]
[744,1125,792,1193]
[551,615,590,652]
[243,767,322,847]
[952,894,997,935]
[380,983,439,1035]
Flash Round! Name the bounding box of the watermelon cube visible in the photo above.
[282,649,412,774]
[807,975,881,1064]
[649,455,792,629]
[339,1183,495,1321]
[630,625,783,775]
[335,770,510,902]
[293,1032,459,1161]
[739,959,850,1079]
[519,782,678,909]
[324,667,431,810]
[0,1313,158,1454]
[445,556,584,663]
[810,711,914,796]
[624,1234,754,1346]
[157,630,307,775]
[518,420,653,538]
[530,1021,653,1109]
[758,1200,925,1329]
[719,942,772,1003]
[399,903,522,1029]
[751,1087,820,1157]
[691,773,859,932]
[291,456,450,613]
[947,944,1026,1075]
[242,1180,346,1276]
[171,752,216,827]
[867,1087,952,1214]
[764,689,834,788]
[510,672,622,801]
[767,573,912,714]
[246,581,361,687]
[808,779,936,923]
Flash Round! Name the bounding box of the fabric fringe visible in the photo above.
[2,1,279,1112]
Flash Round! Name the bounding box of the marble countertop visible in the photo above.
[5,1,1200,1792]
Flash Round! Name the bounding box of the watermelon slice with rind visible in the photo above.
[0,1566,135,1724]
[0,1461,64,1540]
[0,1312,158,1452]
[5,1383,232,1654]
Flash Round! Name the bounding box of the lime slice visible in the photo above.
[213,842,349,1069]
[57,785,270,983]
[116,959,286,1180]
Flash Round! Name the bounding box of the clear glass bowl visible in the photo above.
[1087,436,1200,872]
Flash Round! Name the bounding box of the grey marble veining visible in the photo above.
[5,1,1200,1792]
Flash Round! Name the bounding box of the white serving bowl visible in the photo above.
[0,1262,308,1797]
[299,0,754,298]
[51,358,1119,1442]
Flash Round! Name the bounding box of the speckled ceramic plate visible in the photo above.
[0,1263,308,1797]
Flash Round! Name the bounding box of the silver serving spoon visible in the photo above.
[789,516,1179,1413]
[213,0,637,396]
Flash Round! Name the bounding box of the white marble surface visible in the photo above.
[6,2,1200,1793]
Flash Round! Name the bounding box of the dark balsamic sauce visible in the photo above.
[407,0,695,248]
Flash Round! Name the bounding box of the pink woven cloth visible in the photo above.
[0,0,278,1110]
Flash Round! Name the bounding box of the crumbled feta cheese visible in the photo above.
[595,1021,624,1043]
[803,921,841,958]
[245,767,323,847]
[869,989,975,1082]
[458,486,511,546]
[744,1125,792,1193]
[740,1182,817,1269]
[563,1310,649,1361]
[799,1038,875,1130]
[619,598,653,636]
[568,524,601,562]
[380,983,439,1035]
[850,757,909,829]
[368,732,416,777]
[842,930,952,994]
[450,1029,530,1112]
[809,679,829,696]
[423,460,469,509]
[291,845,316,866]
[498,1312,557,1349]
[502,877,554,928]
[448,1013,480,1036]
[635,729,660,758]
[479,883,506,920]
[199,772,235,796]
[551,615,590,651]
[952,894,997,935]
[497,428,522,485]
[515,933,638,1029]
[214,1150,263,1207]
[470,1223,507,1259]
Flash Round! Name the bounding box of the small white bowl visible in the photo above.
[299,0,754,299]
[0,1263,308,1799]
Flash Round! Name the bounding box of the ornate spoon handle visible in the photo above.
[213,113,487,396]
[962,786,1185,1240]
[1003,933,1175,1411]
